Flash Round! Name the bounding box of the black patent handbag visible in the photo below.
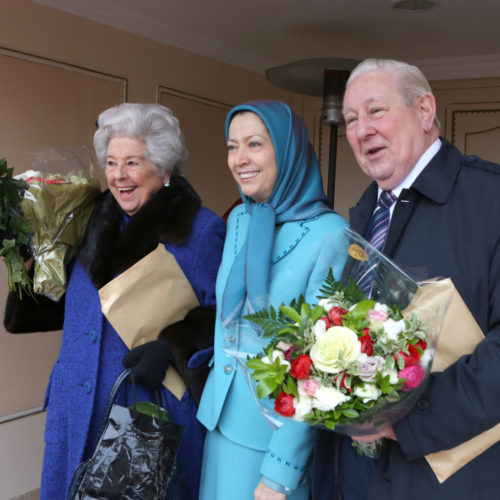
[67,369,183,500]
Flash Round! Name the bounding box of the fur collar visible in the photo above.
[77,175,201,289]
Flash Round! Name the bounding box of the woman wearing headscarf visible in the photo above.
[4,103,225,500]
[197,100,348,499]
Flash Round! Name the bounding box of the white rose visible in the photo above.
[353,383,382,403]
[261,350,290,370]
[382,367,399,384]
[357,353,385,382]
[381,318,406,341]
[293,396,314,420]
[310,326,361,374]
[319,297,337,311]
[373,303,390,314]
[420,347,435,369]
[313,319,328,341]
[313,386,350,411]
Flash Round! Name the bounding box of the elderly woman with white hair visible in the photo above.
[4,103,225,500]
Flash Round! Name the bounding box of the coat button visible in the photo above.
[416,399,429,411]
[224,365,233,374]
[229,336,235,343]
[83,381,93,394]
[87,329,98,342]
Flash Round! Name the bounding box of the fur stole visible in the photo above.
[77,174,201,289]
[4,175,216,404]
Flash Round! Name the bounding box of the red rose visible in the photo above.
[26,176,66,185]
[274,392,295,417]
[328,306,347,326]
[334,373,352,392]
[394,344,421,367]
[415,339,427,352]
[290,354,313,379]
[359,329,374,356]
[319,316,331,329]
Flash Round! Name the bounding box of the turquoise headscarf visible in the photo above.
[221,100,331,325]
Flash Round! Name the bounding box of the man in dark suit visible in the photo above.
[312,58,500,500]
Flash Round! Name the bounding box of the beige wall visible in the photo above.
[0,0,294,418]
[1,1,500,497]
[0,1,294,496]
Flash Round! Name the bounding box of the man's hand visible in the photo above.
[351,425,397,443]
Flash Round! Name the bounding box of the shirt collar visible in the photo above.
[378,138,442,200]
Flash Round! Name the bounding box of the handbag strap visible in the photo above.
[99,369,165,430]
[96,368,134,437]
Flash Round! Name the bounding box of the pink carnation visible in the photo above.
[367,308,389,323]
[298,377,321,397]
[399,364,426,391]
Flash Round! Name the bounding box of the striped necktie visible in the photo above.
[365,190,398,251]
[356,190,397,294]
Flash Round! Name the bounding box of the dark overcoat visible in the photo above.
[312,139,500,500]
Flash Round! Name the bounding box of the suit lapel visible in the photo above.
[349,182,378,236]
[372,139,461,259]
[271,220,311,264]
[383,188,418,258]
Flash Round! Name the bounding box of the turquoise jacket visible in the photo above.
[198,204,348,491]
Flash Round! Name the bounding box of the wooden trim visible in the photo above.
[0,45,128,102]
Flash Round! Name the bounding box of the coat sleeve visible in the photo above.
[158,305,216,405]
[3,261,65,333]
[260,215,349,490]
[158,209,225,403]
[394,200,500,459]
[182,209,225,308]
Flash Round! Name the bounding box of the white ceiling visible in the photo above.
[33,0,500,82]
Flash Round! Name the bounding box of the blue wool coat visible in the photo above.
[33,183,225,500]
[197,204,348,497]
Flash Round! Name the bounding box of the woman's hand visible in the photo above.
[254,482,287,500]
[122,339,173,391]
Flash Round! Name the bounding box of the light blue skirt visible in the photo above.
[199,428,310,499]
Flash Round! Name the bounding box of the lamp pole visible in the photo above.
[266,58,358,208]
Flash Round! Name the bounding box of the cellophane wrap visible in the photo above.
[225,227,454,440]
[16,146,101,301]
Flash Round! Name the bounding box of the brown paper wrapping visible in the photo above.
[410,279,498,483]
[99,244,200,400]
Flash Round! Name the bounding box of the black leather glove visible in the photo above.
[122,339,174,391]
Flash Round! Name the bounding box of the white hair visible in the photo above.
[94,103,188,176]
[346,58,440,129]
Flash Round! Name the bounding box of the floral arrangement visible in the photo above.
[244,270,432,434]
[15,169,101,301]
[0,158,34,297]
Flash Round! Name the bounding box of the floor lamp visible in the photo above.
[266,57,358,208]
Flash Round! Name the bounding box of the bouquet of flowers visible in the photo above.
[16,167,101,301]
[240,228,453,454]
[0,158,33,297]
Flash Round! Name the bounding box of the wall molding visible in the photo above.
[0,45,128,102]
[411,54,500,81]
[445,102,500,145]
[157,85,232,110]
